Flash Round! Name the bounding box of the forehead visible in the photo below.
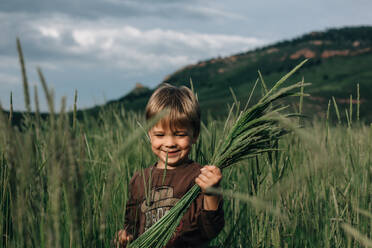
[151,121,191,132]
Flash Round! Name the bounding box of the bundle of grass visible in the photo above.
[129,60,309,248]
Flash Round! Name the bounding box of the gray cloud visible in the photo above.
[2,13,266,70]
[0,0,231,21]
[1,0,142,18]
[0,5,267,111]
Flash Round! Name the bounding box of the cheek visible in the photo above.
[150,138,162,149]
[180,139,192,149]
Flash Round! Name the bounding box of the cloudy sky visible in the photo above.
[1,0,372,112]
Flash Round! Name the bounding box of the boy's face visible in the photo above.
[148,122,196,169]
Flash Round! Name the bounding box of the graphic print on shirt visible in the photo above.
[140,186,180,231]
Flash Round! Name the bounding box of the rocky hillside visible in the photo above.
[110,26,372,122]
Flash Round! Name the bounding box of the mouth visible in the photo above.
[163,150,180,157]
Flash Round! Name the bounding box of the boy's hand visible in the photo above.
[196,165,222,211]
[114,229,133,248]
[195,165,222,192]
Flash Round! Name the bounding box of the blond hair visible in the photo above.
[146,83,200,138]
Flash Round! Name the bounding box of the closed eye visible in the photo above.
[175,133,187,137]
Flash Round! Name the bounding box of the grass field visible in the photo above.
[1,97,371,247]
[1,43,371,247]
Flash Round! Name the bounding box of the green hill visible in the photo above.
[4,26,372,124]
[109,26,372,122]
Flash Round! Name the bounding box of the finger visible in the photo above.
[202,166,221,177]
[201,165,215,172]
[195,177,208,189]
[201,169,217,180]
[196,176,217,190]
[196,176,209,186]
[195,177,203,185]
[208,167,222,178]
[114,231,122,243]
[214,168,222,176]
[201,168,214,176]
[200,175,218,187]
[119,231,128,244]
[201,170,222,183]
[208,165,221,175]
[198,173,212,181]
[119,235,124,244]
[199,173,222,189]
[201,170,219,180]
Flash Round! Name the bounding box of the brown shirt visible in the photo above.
[124,160,224,248]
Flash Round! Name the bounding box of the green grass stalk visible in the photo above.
[8,92,13,126]
[357,83,360,122]
[16,38,31,113]
[332,97,341,125]
[73,89,78,130]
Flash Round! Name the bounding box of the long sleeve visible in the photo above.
[198,197,224,240]
[124,173,141,239]
[167,191,224,247]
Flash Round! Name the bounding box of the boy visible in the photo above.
[116,83,224,247]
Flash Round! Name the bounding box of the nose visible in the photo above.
[164,136,176,148]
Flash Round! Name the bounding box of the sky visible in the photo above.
[1,0,372,112]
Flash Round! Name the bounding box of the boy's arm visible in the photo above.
[195,165,222,211]
[195,165,225,239]
[123,173,141,239]
[124,200,138,238]
[198,196,224,240]
[203,194,222,211]
[113,180,138,247]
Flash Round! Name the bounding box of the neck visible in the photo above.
[156,163,176,170]
[156,159,191,169]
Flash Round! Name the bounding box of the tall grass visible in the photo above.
[0,42,371,247]
[1,100,371,248]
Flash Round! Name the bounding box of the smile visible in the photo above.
[163,150,180,157]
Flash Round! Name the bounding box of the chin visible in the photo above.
[166,160,180,166]
[165,159,183,167]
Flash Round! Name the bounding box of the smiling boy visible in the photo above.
[116,83,224,247]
